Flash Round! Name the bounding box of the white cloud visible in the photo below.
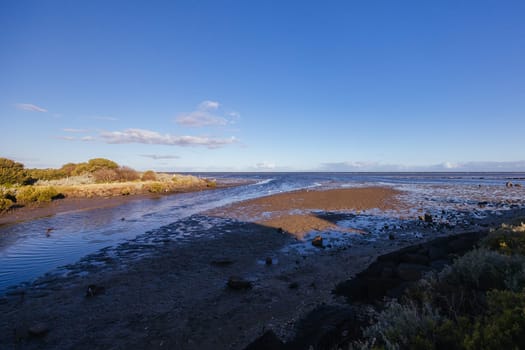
[140,154,180,160]
[176,111,229,127]
[57,136,76,141]
[16,103,47,113]
[81,136,95,141]
[176,100,239,127]
[199,100,220,110]
[63,128,89,133]
[255,161,276,169]
[100,128,237,149]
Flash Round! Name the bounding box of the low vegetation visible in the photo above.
[350,221,525,350]
[0,156,216,212]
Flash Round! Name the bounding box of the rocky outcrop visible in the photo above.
[334,231,487,302]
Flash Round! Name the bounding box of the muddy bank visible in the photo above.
[0,181,236,227]
[2,184,525,350]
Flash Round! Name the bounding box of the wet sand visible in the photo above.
[209,187,400,238]
[1,187,523,349]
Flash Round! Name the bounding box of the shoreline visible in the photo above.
[0,181,238,227]
[1,186,524,349]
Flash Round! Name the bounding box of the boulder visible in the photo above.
[506,181,513,188]
[227,276,252,290]
[312,235,323,248]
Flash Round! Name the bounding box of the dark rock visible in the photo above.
[276,227,285,234]
[265,257,273,265]
[312,235,323,248]
[28,323,50,337]
[227,276,252,290]
[515,183,522,188]
[245,330,284,350]
[86,284,105,297]
[478,201,488,208]
[506,181,513,187]
[210,259,235,267]
[396,263,429,281]
[388,233,395,240]
[424,213,433,223]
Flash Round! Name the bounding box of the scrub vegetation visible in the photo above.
[350,221,525,350]
[0,157,215,212]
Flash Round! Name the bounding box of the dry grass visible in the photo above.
[33,173,213,199]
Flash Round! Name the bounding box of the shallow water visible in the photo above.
[1,172,524,293]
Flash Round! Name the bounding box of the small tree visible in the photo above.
[0,158,31,185]
[141,170,157,181]
[92,168,119,183]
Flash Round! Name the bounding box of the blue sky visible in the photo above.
[1,1,524,172]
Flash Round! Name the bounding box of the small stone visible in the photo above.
[515,183,522,188]
[424,213,433,223]
[28,323,50,337]
[86,284,105,297]
[227,276,252,290]
[265,257,273,265]
[312,235,323,248]
[388,233,395,240]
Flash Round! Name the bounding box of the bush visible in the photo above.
[409,249,525,318]
[0,198,13,212]
[92,169,119,183]
[16,186,62,204]
[464,290,525,350]
[141,170,157,181]
[362,300,443,350]
[0,158,31,185]
[481,223,525,255]
[116,166,140,182]
[28,168,67,181]
[143,182,166,193]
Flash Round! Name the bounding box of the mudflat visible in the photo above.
[0,186,522,349]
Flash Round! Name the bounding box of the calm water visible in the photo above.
[1,172,524,293]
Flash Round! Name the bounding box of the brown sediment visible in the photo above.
[208,187,400,238]
[0,182,232,227]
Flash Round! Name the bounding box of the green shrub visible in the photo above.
[410,249,525,318]
[141,170,157,181]
[16,186,61,204]
[363,300,442,350]
[144,182,166,193]
[0,157,31,185]
[0,198,13,212]
[481,223,525,255]
[464,290,525,350]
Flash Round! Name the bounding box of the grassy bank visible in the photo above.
[0,157,215,213]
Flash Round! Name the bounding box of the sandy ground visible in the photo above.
[0,187,523,349]
[208,187,400,238]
